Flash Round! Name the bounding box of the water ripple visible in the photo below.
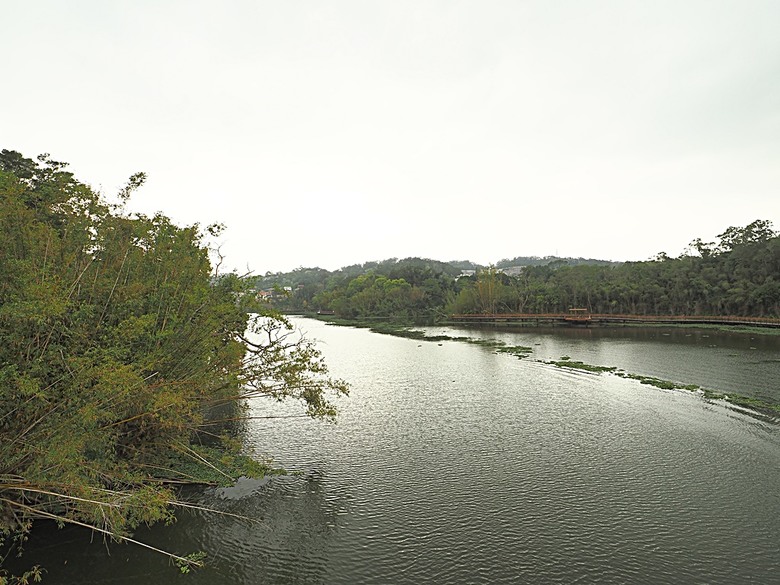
[8,319,779,584]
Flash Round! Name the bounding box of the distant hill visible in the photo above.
[443,259,480,271]
[252,220,780,322]
[494,256,621,269]
[254,256,465,292]
[254,255,619,290]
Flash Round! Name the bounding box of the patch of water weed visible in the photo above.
[546,359,617,373]
[462,338,505,349]
[446,337,534,359]
[375,325,534,358]
[319,317,779,414]
[613,322,780,336]
[546,356,780,416]
[693,387,780,416]
[321,317,535,359]
[698,388,725,402]
[614,372,699,391]
[496,345,534,359]
[324,320,452,342]
[614,372,780,415]
[720,393,780,414]
[371,325,451,341]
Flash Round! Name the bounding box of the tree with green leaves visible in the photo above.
[0,150,348,577]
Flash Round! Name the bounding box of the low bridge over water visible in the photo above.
[447,313,780,328]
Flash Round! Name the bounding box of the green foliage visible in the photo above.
[175,551,207,574]
[253,223,780,322]
[256,258,461,322]
[152,444,280,487]
[0,150,348,568]
[0,565,44,585]
[446,221,780,317]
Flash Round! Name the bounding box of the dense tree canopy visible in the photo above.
[443,221,780,317]
[0,150,348,576]
[257,257,464,322]
[257,222,780,321]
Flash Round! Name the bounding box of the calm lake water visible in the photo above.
[8,319,780,584]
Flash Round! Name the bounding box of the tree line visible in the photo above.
[257,221,780,320]
[448,220,780,317]
[256,257,465,322]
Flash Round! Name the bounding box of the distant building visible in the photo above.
[503,266,526,276]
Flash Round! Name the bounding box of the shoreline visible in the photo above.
[298,312,780,337]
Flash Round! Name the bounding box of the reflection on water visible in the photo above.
[6,319,780,584]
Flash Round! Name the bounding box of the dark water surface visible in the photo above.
[8,319,780,584]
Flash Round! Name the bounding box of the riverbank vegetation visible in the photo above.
[257,220,780,322]
[0,150,348,578]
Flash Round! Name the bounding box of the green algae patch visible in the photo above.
[318,317,535,358]
[719,393,780,415]
[614,372,700,391]
[319,319,451,341]
[543,355,780,417]
[547,359,617,373]
[614,372,780,414]
[328,317,780,416]
[371,326,451,341]
[698,387,780,416]
[496,345,534,359]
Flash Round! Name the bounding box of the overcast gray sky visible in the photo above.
[3,1,779,273]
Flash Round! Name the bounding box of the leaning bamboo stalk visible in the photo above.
[0,498,203,568]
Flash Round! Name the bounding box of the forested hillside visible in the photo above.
[257,221,780,321]
[0,150,347,574]
[255,256,616,321]
[448,220,780,316]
